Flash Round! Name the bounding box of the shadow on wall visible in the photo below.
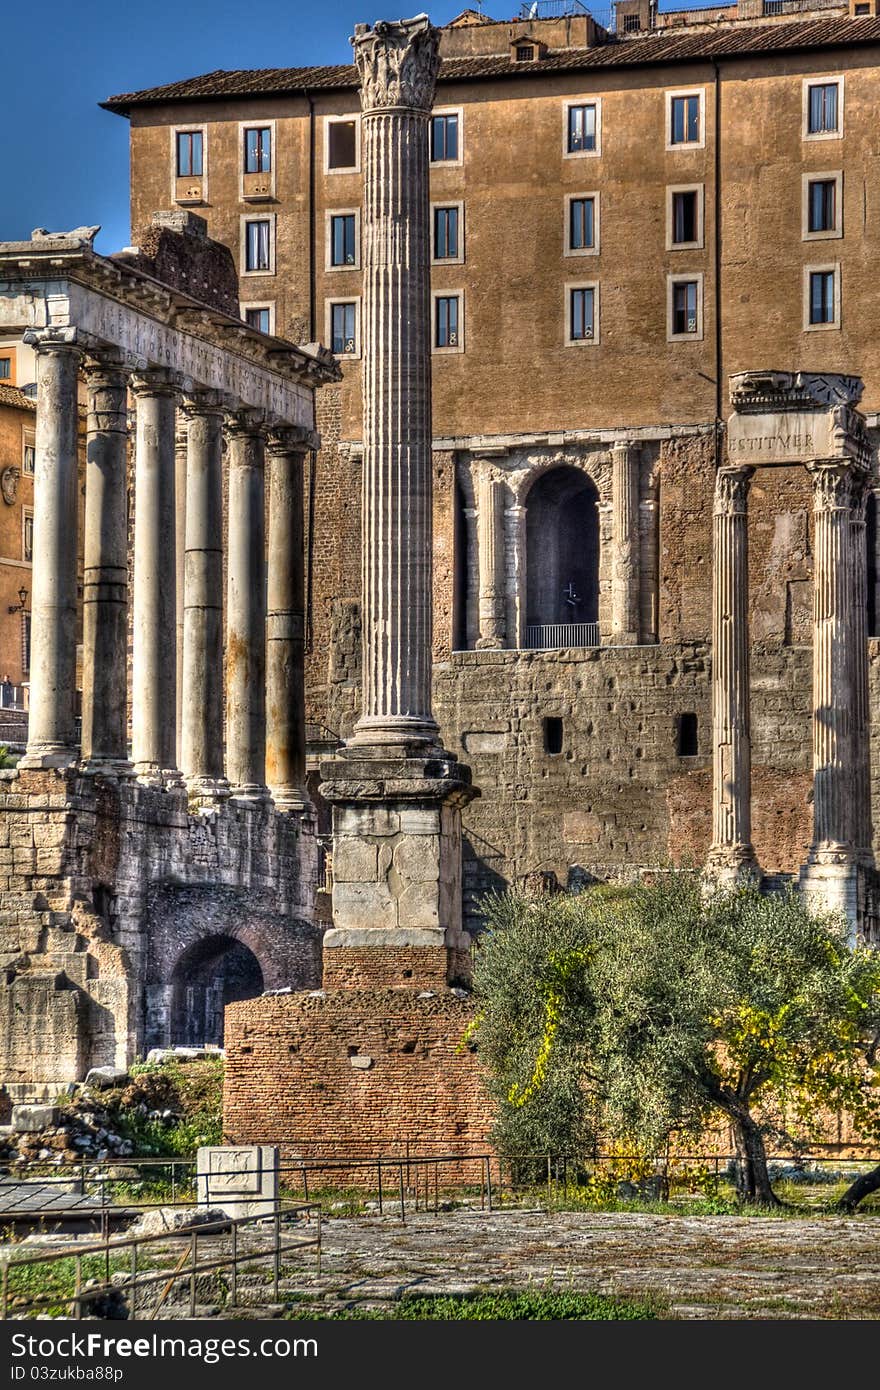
[143,882,323,1051]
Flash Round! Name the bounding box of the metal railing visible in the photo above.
[525,622,600,649]
[0,1198,321,1320]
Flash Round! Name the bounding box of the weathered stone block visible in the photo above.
[332,881,398,931]
[332,839,379,883]
[196,1144,278,1219]
[398,881,441,930]
[11,1103,59,1132]
[393,835,441,883]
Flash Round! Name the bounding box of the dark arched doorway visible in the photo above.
[169,937,264,1047]
[525,466,599,646]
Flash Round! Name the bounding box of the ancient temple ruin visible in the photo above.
[0,217,340,1086]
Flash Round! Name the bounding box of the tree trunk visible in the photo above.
[730,1111,782,1208]
[837,1163,880,1214]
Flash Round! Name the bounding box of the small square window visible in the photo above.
[0,357,10,381]
[431,112,459,162]
[809,269,835,324]
[671,190,698,245]
[807,81,840,135]
[567,103,597,154]
[327,119,359,171]
[569,197,595,251]
[569,286,596,341]
[623,12,642,30]
[670,94,701,146]
[329,301,359,356]
[433,206,459,260]
[330,213,357,267]
[244,219,272,273]
[244,307,271,334]
[244,127,271,174]
[176,130,203,177]
[434,294,461,349]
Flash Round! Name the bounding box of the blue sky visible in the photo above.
[2,0,706,255]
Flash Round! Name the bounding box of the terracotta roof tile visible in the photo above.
[102,18,880,111]
[0,384,35,413]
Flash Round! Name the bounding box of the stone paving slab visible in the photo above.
[0,1179,102,1213]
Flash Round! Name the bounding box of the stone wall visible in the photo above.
[223,988,490,1161]
[0,767,320,1083]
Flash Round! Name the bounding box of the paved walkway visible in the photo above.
[278,1208,880,1319]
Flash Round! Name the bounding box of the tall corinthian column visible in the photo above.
[131,372,180,784]
[266,427,315,812]
[225,410,268,802]
[476,467,505,649]
[611,442,641,645]
[849,474,873,865]
[706,465,757,882]
[21,329,82,768]
[81,353,130,773]
[349,15,442,751]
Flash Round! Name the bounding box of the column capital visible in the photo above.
[181,387,229,416]
[130,368,182,399]
[807,459,858,511]
[225,407,269,440]
[352,15,440,114]
[82,348,128,380]
[714,465,754,516]
[266,425,319,456]
[22,325,83,357]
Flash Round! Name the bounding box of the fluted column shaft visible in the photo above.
[131,373,179,782]
[708,465,756,878]
[352,98,438,749]
[850,477,874,862]
[174,416,187,769]
[266,430,312,809]
[81,355,130,770]
[476,468,505,649]
[226,412,268,800]
[22,334,82,767]
[808,462,856,859]
[611,442,641,645]
[181,394,227,792]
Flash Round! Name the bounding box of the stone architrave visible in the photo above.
[131,371,181,785]
[706,465,757,883]
[20,329,82,769]
[225,409,269,802]
[476,466,506,649]
[610,441,641,645]
[181,391,229,798]
[81,352,131,773]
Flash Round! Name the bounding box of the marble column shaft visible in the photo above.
[849,477,873,861]
[22,333,82,766]
[708,465,756,876]
[266,430,312,809]
[174,416,188,770]
[808,462,856,858]
[81,355,130,769]
[181,394,227,790]
[352,57,439,749]
[476,468,505,649]
[226,413,268,800]
[131,373,179,781]
[611,442,641,645]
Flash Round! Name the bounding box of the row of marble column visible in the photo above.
[707,458,873,879]
[470,442,645,650]
[25,335,313,808]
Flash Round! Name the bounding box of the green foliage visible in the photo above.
[107,1058,224,1157]
[287,1288,659,1320]
[0,745,15,770]
[473,872,880,1205]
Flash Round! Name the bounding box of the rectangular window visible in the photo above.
[672,280,698,335]
[670,94,700,146]
[244,220,271,273]
[22,443,35,474]
[330,302,358,356]
[808,179,836,233]
[244,127,271,174]
[0,357,10,380]
[809,269,835,324]
[672,190,698,245]
[330,213,357,267]
[23,511,33,563]
[567,103,597,154]
[327,119,358,171]
[807,82,839,135]
[569,197,595,251]
[433,206,459,260]
[431,113,459,162]
[176,130,203,177]
[435,294,461,349]
[569,286,596,341]
[244,307,271,334]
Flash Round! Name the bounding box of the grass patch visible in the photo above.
[287,1288,660,1320]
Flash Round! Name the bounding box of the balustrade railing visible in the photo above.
[524,622,600,650]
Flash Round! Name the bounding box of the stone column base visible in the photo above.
[705,843,760,887]
[319,750,477,989]
[798,856,864,938]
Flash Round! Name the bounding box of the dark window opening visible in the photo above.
[431,113,459,162]
[331,213,357,266]
[0,358,11,380]
[672,279,698,335]
[544,716,564,755]
[331,302,357,355]
[809,269,835,324]
[808,179,836,233]
[526,466,600,633]
[570,286,595,340]
[435,294,460,348]
[328,120,357,170]
[672,190,698,244]
[623,12,642,29]
[244,127,271,174]
[244,219,271,272]
[244,307,270,334]
[433,205,459,259]
[670,95,700,145]
[569,197,595,250]
[176,130,203,178]
[677,712,698,757]
[807,82,839,135]
[515,44,535,61]
[170,936,264,1047]
[567,103,597,153]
